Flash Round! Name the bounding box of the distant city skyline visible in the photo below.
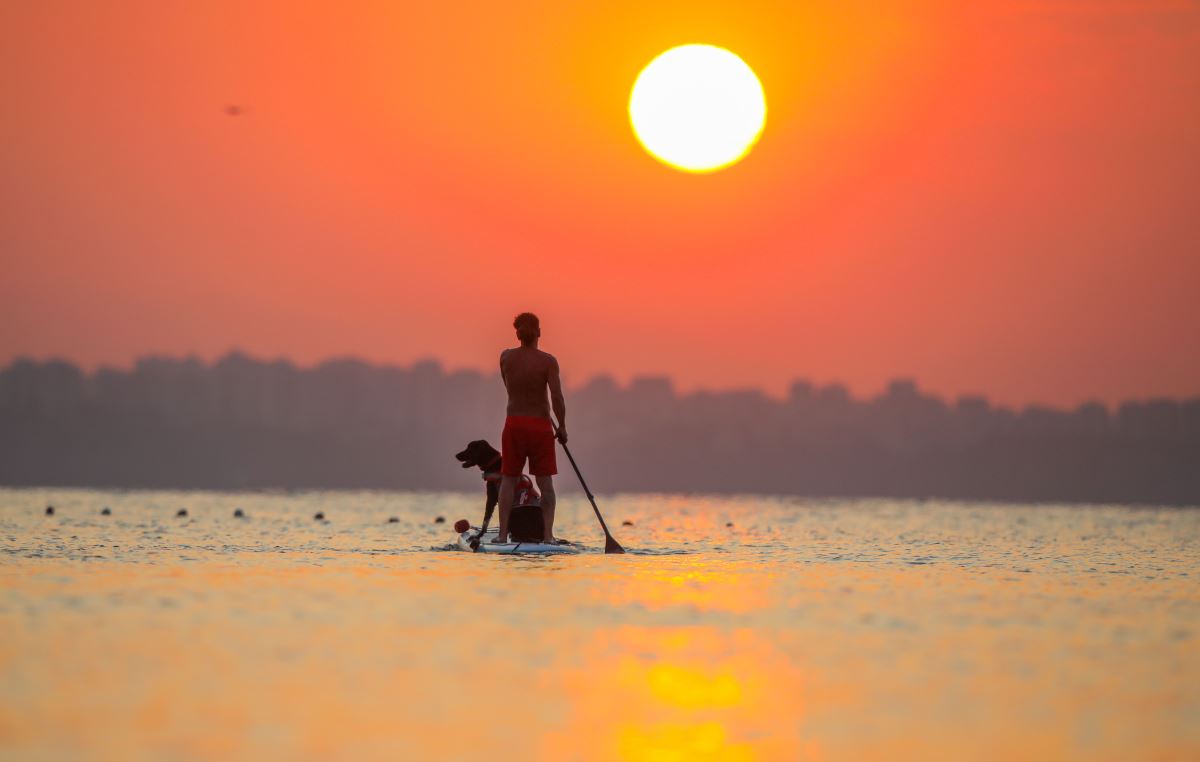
[4,345,1199,411]
[3,353,1196,503]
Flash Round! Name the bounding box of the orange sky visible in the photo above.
[2,0,1198,406]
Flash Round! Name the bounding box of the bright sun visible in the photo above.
[629,44,766,174]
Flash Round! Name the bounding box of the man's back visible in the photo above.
[494,311,566,544]
[501,346,557,418]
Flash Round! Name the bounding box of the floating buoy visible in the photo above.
[101,507,112,516]
[454,519,470,533]
[434,516,446,524]
[45,505,55,516]
[176,508,188,518]
[726,521,734,528]
[387,516,399,523]
[313,511,325,521]
[233,508,245,518]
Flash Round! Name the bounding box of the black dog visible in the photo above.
[455,440,545,542]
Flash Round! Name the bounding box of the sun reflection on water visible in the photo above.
[544,627,810,761]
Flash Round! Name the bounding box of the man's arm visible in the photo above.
[548,356,567,443]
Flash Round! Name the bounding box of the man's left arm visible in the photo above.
[548,357,567,443]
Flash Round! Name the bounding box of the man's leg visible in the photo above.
[496,475,518,543]
[535,475,556,543]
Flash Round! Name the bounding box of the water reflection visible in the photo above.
[587,561,775,613]
[1,488,1197,761]
[545,628,806,761]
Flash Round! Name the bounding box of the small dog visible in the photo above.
[454,440,545,542]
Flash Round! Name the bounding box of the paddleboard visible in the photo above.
[456,527,578,554]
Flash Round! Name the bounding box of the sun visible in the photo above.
[629,44,767,174]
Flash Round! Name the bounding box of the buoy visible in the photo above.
[454,519,470,533]
[101,507,112,516]
[434,516,446,524]
[233,508,245,518]
[176,508,188,517]
[726,521,734,528]
[387,516,399,523]
[313,511,325,520]
[45,505,55,516]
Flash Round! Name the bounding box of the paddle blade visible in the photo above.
[604,533,625,554]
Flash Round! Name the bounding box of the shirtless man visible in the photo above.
[495,312,566,544]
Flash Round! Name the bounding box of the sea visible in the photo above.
[1,488,1197,761]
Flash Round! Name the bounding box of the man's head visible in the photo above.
[514,312,540,346]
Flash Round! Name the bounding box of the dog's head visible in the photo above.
[454,440,501,470]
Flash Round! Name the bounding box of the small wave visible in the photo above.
[624,547,693,556]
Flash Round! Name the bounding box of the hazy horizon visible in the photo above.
[6,347,1199,410]
[5,352,1197,503]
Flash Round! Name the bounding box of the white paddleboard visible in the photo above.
[456,528,578,555]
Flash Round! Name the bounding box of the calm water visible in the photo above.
[2,488,1197,761]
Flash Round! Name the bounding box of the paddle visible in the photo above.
[554,426,625,554]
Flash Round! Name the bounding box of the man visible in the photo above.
[495,312,566,544]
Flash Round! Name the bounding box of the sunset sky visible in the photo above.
[2,1,1198,406]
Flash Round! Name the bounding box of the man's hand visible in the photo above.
[556,428,568,445]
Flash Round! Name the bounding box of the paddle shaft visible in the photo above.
[556,435,624,554]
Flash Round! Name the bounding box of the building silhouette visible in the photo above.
[1,354,1197,504]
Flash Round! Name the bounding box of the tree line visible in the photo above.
[1,353,1197,504]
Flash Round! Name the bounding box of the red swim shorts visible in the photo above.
[501,416,557,477]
